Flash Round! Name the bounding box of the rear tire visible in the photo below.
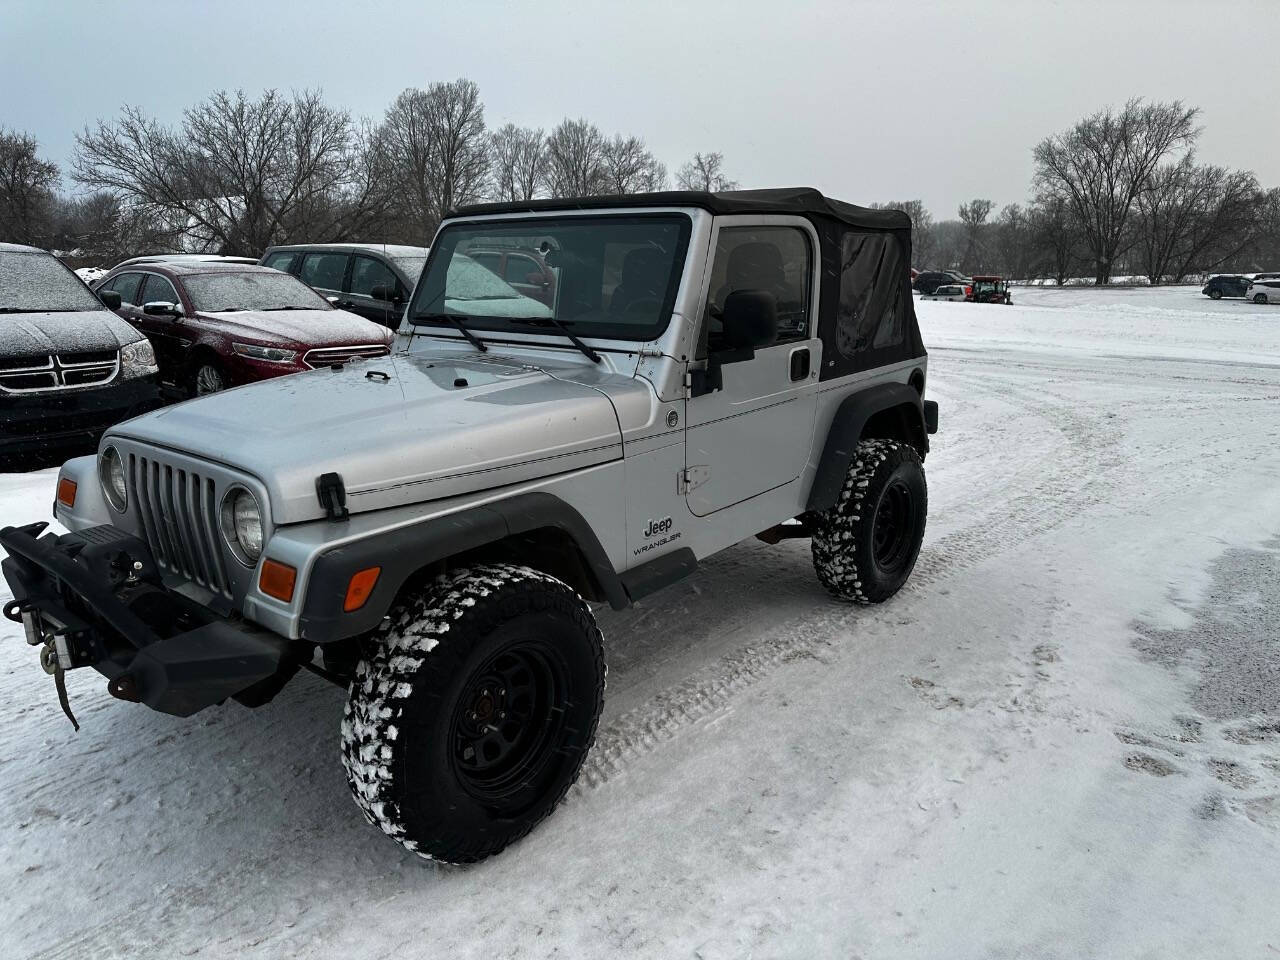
[811,439,927,604]
[341,564,605,863]
[1255,293,1269,304]
[1209,289,1222,300]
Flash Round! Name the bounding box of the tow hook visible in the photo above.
[39,640,80,732]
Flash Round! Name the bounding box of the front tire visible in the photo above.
[341,565,605,863]
[811,439,927,604]
[192,360,226,396]
[1255,293,1269,304]
[1208,289,1222,300]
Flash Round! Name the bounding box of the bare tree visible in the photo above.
[1034,98,1200,284]
[675,152,738,192]
[601,134,666,193]
[1134,156,1265,284]
[991,203,1034,280]
[871,200,935,267]
[0,129,59,245]
[957,198,995,274]
[489,124,546,201]
[1026,196,1085,285]
[382,79,490,241]
[544,118,608,198]
[73,89,387,255]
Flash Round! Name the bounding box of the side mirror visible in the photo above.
[143,301,181,317]
[719,289,779,355]
[98,290,122,310]
[368,285,402,303]
[326,295,341,305]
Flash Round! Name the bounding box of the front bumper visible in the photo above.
[0,376,162,456]
[1,522,296,718]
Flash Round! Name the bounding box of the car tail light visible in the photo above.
[259,559,297,602]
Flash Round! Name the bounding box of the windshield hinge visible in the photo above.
[315,472,349,521]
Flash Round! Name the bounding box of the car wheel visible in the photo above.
[192,361,226,396]
[810,439,927,604]
[1208,289,1222,300]
[1254,293,1269,304]
[341,564,605,863]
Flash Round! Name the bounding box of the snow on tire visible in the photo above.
[810,438,927,604]
[340,563,605,863]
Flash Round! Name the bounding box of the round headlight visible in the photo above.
[220,488,263,564]
[99,445,127,512]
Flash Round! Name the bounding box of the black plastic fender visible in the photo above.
[806,382,934,513]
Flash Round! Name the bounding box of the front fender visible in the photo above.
[53,456,113,531]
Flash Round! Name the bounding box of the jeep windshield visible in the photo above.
[184,271,331,313]
[410,214,692,342]
[0,250,105,313]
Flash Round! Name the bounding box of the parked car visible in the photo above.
[967,276,1013,304]
[1252,272,1280,281]
[110,254,260,270]
[914,270,970,295]
[1246,278,1280,304]
[466,247,558,307]
[94,261,393,395]
[0,243,160,457]
[923,283,968,302]
[74,266,109,285]
[260,243,428,330]
[1201,275,1251,299]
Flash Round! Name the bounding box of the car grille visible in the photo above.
[0,350,119,393]
[302,344,389,368]
[128,453,233,598]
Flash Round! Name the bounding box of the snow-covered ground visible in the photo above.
[3,285,1279,958]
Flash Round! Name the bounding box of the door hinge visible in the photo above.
[678,465,710,493]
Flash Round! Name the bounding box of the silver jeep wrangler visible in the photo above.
[2,188,938,862]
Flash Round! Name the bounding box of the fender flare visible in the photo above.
[298,491,628,643]
[806,382,932,513]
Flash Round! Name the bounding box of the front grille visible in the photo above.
[128,453,232,598]
[0,351,119,393]
[302,344,389,368]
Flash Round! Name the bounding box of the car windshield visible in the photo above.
[410,215,692,341]
[0,250,104,313]
[183,271,331,312]
[976,282,997,294]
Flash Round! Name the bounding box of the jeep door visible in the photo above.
[683,218,821,516]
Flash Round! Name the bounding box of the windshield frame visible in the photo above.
[0,250,107,314]
[182,269,333,313]
[409,212,693,344]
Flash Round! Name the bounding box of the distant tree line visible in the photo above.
[1,87,1277,283]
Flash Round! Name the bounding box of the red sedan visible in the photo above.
[95,262,393,395]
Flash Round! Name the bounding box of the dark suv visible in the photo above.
[95,261,393,395]
[260,243,428,329]
[1201,275,1251,299]
[914,270,970,295]
[1,243,160,457]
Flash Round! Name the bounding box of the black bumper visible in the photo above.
[1,522,295,718]
[0,376,162,456]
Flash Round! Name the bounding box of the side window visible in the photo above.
[139,274,180,306]
[263,251,298,273]
[836,232,908,357]
[703,226,811,349]
[470,252,502,276]
[503,255,539,284]
[104,272,143,306]
[350,255,399,299]
[299,253,348,292]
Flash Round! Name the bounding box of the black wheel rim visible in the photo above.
[872,479,917,573]
[449,639,569,805]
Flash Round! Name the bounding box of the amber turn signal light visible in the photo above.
[344,566,381,612]
[259,559,296,603]
[56,477,77,508]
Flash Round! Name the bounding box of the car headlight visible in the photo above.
[220,488,264,565]
[232,342,298,364]
[119,339,158,380]
[99,445,127,512]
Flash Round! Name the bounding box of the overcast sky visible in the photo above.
[3,0,1278,219]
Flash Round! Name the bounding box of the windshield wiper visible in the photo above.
[508,316,601,364]
[262,306,313,311]
[417,312,488,353]
[0,306,84,313]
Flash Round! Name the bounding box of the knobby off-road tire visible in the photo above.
[810,438,928,604]
[341,564,605,863]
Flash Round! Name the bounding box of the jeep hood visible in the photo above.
[110,354,622,523]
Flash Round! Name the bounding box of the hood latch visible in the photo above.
[315,472,349,521]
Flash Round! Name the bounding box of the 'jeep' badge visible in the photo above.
[644,517,673,538]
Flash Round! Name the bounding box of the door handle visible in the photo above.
[789,347,810,381]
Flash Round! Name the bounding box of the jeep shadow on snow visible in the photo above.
[1,188,938,863]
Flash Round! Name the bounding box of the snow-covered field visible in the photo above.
[3,285,1279,958]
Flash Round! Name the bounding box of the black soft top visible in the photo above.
[451,187,909,232]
